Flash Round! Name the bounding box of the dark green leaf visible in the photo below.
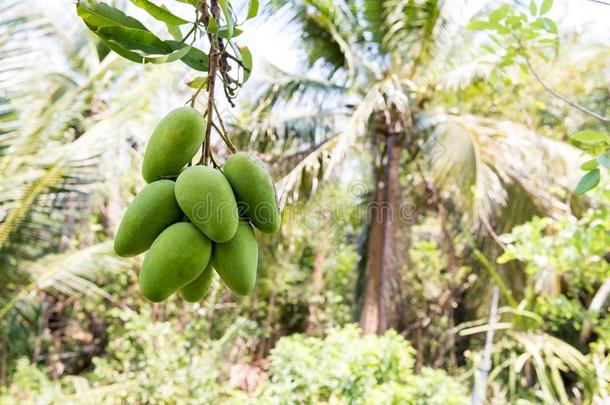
[580,159,599,171]
[575,169,600,195]
[247,0,259,20]
[98,36,147,63]
[167,40,210,71]
[570,130,608,145]
[540,0,553,14]
[129,0,189,25]
[98,26,172,55]
[76,0,148,30]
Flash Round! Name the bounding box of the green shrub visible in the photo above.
[0,309,258,404]
[254,324,468,404]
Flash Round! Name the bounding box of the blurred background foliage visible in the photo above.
[0,0,609,404]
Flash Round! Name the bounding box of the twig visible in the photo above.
[189,76,208,107]
[181,24,197,43]
[213,102,236,152]
[199,0,221,165]
[524,54,610,123]
[209,148,220,169]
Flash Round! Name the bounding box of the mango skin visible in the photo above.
[179,263,214,302]
[142,107,205,183]
[139,222,211,302]
[114,180,182,257]
[223,152,281,233]
[175,166,239,243]
[212,222,258,296]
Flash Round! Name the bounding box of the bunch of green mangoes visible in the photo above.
[114,107,281,302]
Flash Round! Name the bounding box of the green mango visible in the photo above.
[175,165,239,243]
[223,152,281,233]
[212,222,258,295]
[179,263,214,302]
[139,222,211,302]
[142,107,205,182]
[114,180,182,257]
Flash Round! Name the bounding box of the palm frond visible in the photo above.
[271,0,361,75]
[251,63,350,115]
[274,83,385,206]
[423,114,582,230]
[240,108,347,155]
[0,242,129,321]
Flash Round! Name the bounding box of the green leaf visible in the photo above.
[530,1,537,15]
[580,159,599,171]
[489,5,511,23]
[481,44,495,54]
[97,26,172,55]
[187,76,207,89]
[247,0,259,20]
[218,27,243,39]
[98,36,146,64]
[76,0,148,30]
[597,155,610,169]
[174,0,197,5]
[129,0,189,25]
[238,45,253,83]
[218,0,234,38]
[147,45,193,64]
[208,16,219,33]
[540,0,553,14]
[467,20,491,30]
[541,17,557,34]
[166,23,182,41]
[167,40,210,71]
[570,130,608,145]
[575,169,600,195]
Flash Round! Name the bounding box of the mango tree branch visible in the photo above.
[200,0,220,165]
[524,53,610,123]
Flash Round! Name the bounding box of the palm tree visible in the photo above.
[0,0,174,375]
[236,0,582,334]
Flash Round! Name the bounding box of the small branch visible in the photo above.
[586,0,610,5]
[181,24,197,43]
[189,76,207,108]
[213,102,236,152]
[209,149,220,169]
[524,54,610,123]
[199,0,221,165]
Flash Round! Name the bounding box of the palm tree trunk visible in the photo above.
[360,133,403,334]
